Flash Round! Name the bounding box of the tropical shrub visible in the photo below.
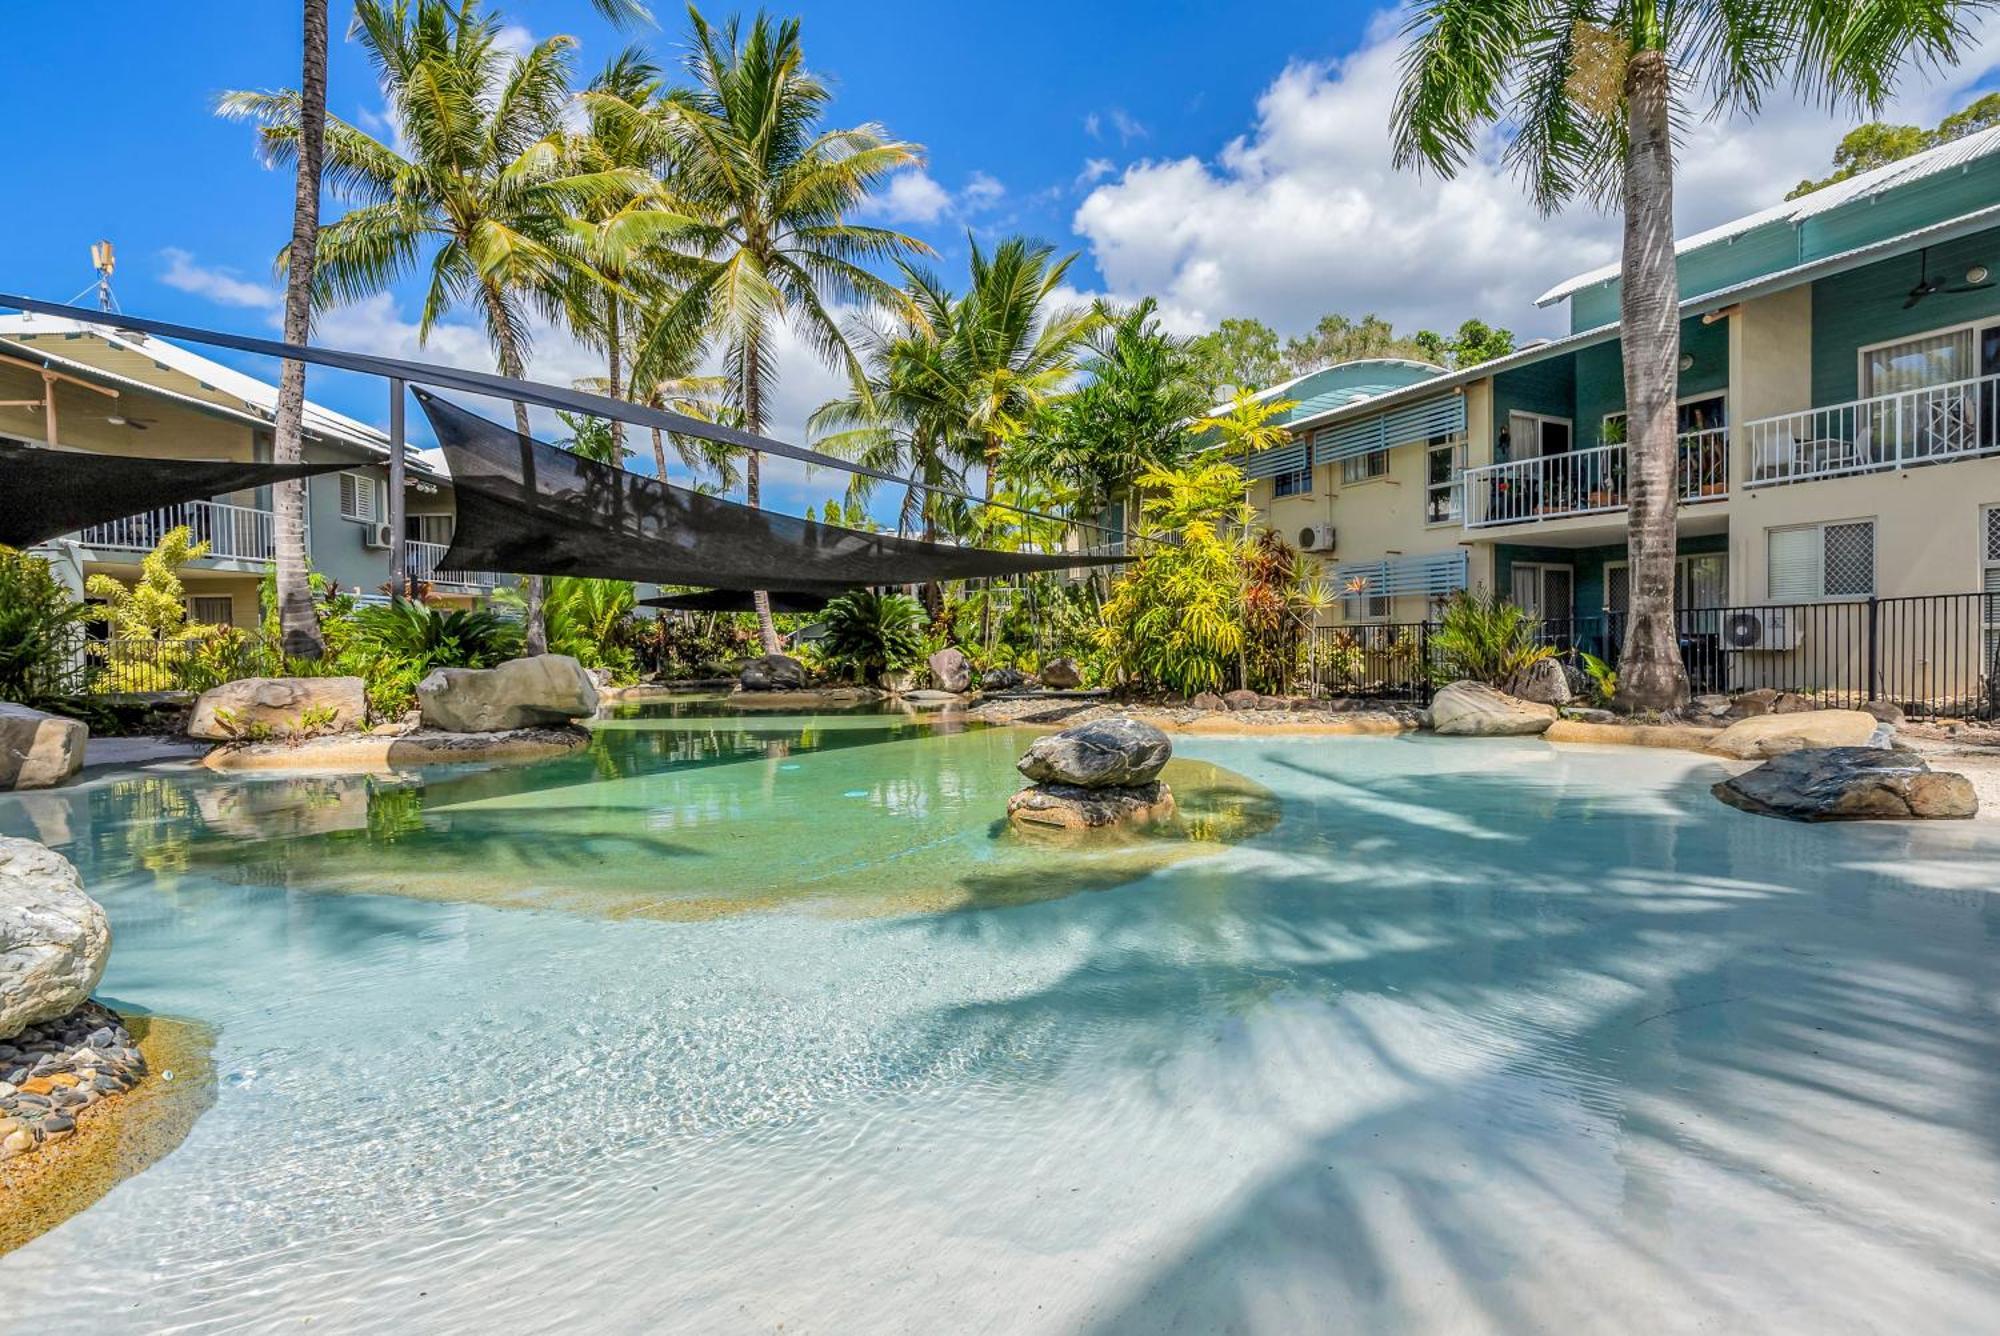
[343,603,525,715]
[1096,461,1247,694]
[0,546,88,703]
[84,526,218,691]
[1429,588,1555,686]
[820,591,926,684]
[1240,529,1320,694]
[1577,651,1618,706]
[540,577,639,682]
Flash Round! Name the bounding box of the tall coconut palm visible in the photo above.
[634,8,928,654]
[957,236,1098,500]
[224,0,649,654]
[270,0,329,658]
[1391,0,1990,710]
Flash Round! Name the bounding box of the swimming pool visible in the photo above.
[2,703,1997,1332]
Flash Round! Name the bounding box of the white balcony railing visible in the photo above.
[1745,371,2000,486]
[73,500,279,561]
[1464,428,1729,528]
[405,538,498,590]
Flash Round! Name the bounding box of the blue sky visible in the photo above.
[3,2,1997,518]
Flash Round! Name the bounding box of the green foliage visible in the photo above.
[1429,588,1556,686]
[0,546,88,703]
[819,590,926,684]
[556,411,629,465]
[1239,529,1319,694]
[83,525,218,691]
[540,577,639,681]
[1411,318,1515,370]
[1789,94,2000,198]
[343,603,525,715]
[1187,316,1286,394]
[176,627,272,693]
[1577,650,1618,706]
[1096,461,1248,694]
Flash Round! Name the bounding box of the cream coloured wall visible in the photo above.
[0,358,259,463]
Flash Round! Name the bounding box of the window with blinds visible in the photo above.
[338,471,381,522]
[1984,507,1999,668]
[187,595,234,626]
[1863,327,1976,396]
[1768,520,1874,601]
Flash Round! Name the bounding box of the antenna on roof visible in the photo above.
[89,241,118,313]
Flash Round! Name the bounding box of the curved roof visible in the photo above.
[1218,357,1446,426]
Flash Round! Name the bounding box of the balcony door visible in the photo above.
[1859,319,2000,459]
[1511,562,1573,623]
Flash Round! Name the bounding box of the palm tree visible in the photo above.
[634,7,927,654]
[265,0,329,659]
[957,236,1097,500]
[1390,0,1988,709]
[224,0,649,655]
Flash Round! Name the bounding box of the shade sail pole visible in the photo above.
[388,378,407,601]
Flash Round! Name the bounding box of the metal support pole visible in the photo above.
[388,378,408,601]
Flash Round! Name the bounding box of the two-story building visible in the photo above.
[0,313,496,626]
[1240,122,2000,696]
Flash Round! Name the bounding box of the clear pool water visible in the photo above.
[2,705,1998,1333]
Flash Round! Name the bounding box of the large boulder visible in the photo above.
[1507,658,1572,707]
[1017,717,1172,788]
[1715,747,1978,822]
[1222,689,1261,711]
[927,647,971,694]
[0,703,86,791]
[1429,680,1559,736]
[1038,657,1082,690]
[1707,708,1879,760]
[187,676,367,741]
[0,838,110,1040]
[418,654,599,733]
[738,654,807,692]
[1007,780,1176,831]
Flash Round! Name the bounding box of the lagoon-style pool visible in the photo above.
[2,700,1998,1332]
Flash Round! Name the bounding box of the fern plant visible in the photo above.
[1429,587,1556,687]
[820,591,926,685]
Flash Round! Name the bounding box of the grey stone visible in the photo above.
[1428,680,1559,736]
[419,655,600,731]
[982,666,1028,691]
[1222,689,1261,711]
[1007,780,1176,830]
[1017,717,1173,788]
[1689,693,1734,719]
[1507,658,1573,707]
[0,839,110,1042]
[927,647,971,694]
[1038,658,1083,690]
[187,676,367,741]
[1772,692,1816,714]
[1191,692,1226,712]
[1862,700,1906,726]
[738,654,808,692]
[1727,688,1780,718]
[1707,709,1880,759]
[1715,747,1978,822]
[0,702,86,791]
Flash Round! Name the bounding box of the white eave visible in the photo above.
[1535,123,2000,307]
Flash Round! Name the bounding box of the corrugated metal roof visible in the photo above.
[1536,123,2000,306]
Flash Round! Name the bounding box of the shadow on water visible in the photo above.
[909,746,2000,1330]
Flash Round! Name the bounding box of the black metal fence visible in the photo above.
[1298,591,1999,719]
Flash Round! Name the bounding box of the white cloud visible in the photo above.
[962,170,1006,210]
[1075,157,1116,189]
[159,248,280,310]
[1071,11,2000,339]
[1085,109,1149,145]
[861,169,955,223]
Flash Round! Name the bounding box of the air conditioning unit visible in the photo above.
[363,522,395,550]
[1722,607,1799,652]
[1297,523,1337,554]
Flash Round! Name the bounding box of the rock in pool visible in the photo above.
[418,655,600,733]
[1016,717,1172,788]
[1006,781,1176,831]
[1714,746,1978,821]
[738,654,807,692]
[1428,680,1559,736]
[0,839,110,1041]
[927,647,971,694]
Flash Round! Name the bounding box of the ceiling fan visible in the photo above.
[104,412,155,431]
[1904,247,1995,309]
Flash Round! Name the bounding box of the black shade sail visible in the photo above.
[0,442,346,549]
[641,589,836,614]
[421,391,1127,590]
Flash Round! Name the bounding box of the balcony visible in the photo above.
[1744,371,2000,486]
[71,499,279,562]
[1464,428,1729,529]
[405,538,498,591]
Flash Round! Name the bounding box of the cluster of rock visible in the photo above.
[1,837,127,1164]
[0,701,86,791]
[1006,717,1176,831]
[738,654,807,692]
[0,1002,146,1161]
[1715,746,1978,822]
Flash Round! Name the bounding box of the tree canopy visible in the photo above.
[1789,92,2000,198]
[1188,310,1515,392]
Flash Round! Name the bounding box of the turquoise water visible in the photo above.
[3,707,1999,1332]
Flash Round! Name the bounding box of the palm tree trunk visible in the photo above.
[1614,47,1687,711]
[272,0,329,662]
[740,332,782,655]
[605,293,625,457]
[484,283,548,655]
[651,425,669,483]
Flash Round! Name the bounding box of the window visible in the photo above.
[339,471,382,522]
[1273,466,1312,498]
[1425,433,1465,524]
[187,595,233,626]
[1862,326,1979,396]
[1504,411,1571,460]
[407,513,454,544]
[1342,588,1392,622]
[1982,507,1999,670]
[1602,393,1727,444]
[1510,563,1573,622]
[1768,520,1874,601]
[1341,448,1389,484]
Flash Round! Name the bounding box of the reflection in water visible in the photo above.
[5,698,1276,921]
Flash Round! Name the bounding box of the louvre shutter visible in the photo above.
[1242,438,1310,480]
[1767,526,1820,601]
[1314,392,1464,464]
